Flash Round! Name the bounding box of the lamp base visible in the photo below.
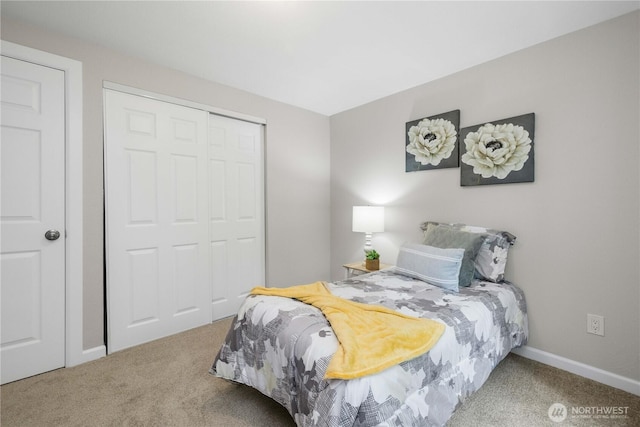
[363,232,373,253]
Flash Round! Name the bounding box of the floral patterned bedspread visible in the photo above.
[211,270,528,427]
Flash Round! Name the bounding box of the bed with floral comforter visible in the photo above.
[211,269,528,427]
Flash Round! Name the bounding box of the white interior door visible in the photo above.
[1,56,66,384]
[209,114,265,320]
[104,90,210,352]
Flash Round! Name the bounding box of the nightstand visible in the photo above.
[343,262,393,279]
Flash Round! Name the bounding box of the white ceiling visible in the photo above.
[3,1,638,116]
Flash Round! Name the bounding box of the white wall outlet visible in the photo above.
[587,314,605,336]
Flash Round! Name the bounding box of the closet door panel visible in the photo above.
[209,115,265,320]
[105,89,210,352]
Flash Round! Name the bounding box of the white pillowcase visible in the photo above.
[394,243,465,292]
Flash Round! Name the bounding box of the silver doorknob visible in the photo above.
[45,230,61,241]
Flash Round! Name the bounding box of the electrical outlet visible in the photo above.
[587,314,604,336]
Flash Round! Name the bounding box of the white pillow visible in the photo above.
[394,243,464,292]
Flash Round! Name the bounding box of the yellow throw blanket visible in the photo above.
[250,281,445,380]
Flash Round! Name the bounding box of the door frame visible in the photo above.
[0,41,99,366]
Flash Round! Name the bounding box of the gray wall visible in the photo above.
[1,18,332,350]
[330,12,639,381]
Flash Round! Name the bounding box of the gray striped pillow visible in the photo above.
[394,243,464,292]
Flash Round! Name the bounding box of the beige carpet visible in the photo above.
[1,318,638,426]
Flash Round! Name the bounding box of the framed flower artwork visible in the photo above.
[460,113,535,186]
[405,109,460,172]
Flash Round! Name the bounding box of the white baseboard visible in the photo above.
[511,346,640,396]
[67,345,106,367]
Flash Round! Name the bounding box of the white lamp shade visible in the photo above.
[352,206,385,233]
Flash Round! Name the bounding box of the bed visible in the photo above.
[211,222,528,427]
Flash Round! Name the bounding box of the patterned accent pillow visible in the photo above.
[394,243,464,292]
[420,221,516,283]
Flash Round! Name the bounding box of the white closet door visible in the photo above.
[209,115,265,320]
[1,56,66,383]
[105,90,210,352]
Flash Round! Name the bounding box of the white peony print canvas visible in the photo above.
[460,113,535,186]
[405,109,460,172]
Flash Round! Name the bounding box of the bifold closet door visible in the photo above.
[104,90,210,352]
[209,114,265,320]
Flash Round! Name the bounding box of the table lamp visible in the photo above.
[352,206,385,253]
